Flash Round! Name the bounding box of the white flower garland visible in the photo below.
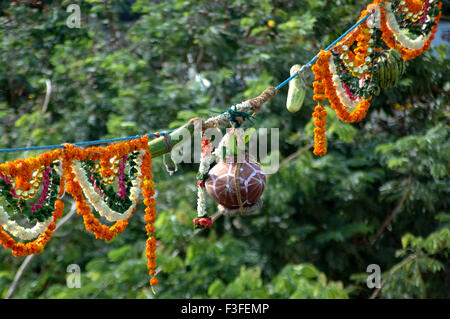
[385,2,432,50]
[329,55,363,109]
[196,150,216,217]
[196,185,208,217]
[72,150,145,222]
[0,205,53,241]
[0,165,63,241]
[0,208,7,226]
[196,130,231,217]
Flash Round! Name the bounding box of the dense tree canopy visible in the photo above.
[0,0,449,298]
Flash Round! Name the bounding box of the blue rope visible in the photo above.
[275,11,374,91]
[0,130,175,153]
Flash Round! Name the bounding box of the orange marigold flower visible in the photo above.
[150,277,159,286]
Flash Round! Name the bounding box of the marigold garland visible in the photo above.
[71,154,142,222]
[0,133,162,287]
[140,146,159,286]
[62,136,149,241]
[312,104,328,156]
[402,0,427,16]
[0,148,65,257]
[311,50,373,155]
[0,167,61,240]
[314,51,373,115]
[336,19,373,76]
[311,60,328,156]
[0,134,161,288]
[0,199,64,257]
[313,43,373,154]
[308,1,441,157]
[379,1,442,60]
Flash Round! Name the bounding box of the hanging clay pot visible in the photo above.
[205,156,266,209]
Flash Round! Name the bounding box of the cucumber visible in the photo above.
[286,64,306,113]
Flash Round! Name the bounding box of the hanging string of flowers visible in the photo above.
[306,0,442,155]
[0,149,65,257]
[0,135,159,284]
[379,0,442,60]
[312,105,328,156]
[75,137,148,225]
[194,136,220,229]
[140,142,159,286]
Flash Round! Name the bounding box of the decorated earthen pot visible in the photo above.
[205,156,266,209]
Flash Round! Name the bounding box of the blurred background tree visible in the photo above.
[0,0,448,299]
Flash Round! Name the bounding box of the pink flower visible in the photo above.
[117,155,128,199]
[198,217,213,227]
[192,217,213,227]
[420,2,430,24]
[342,82,357,101]
[31,204,43,213]
[197,180,204,187]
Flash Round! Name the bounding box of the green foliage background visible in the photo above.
[0,0,449,299]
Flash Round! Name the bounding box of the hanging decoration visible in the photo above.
[194,127,266,225]
[380,0,442,60]
[194,136,216,228]
[0,150,65,257]
[62,136,159,286]
[205,158,266,212]
[64,139,145,241]
[0,136,159,286]
[309,0,442,155]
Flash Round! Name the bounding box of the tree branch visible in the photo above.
[279,143,313,170]
[371,173,413,245]
[369,252,419,299]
